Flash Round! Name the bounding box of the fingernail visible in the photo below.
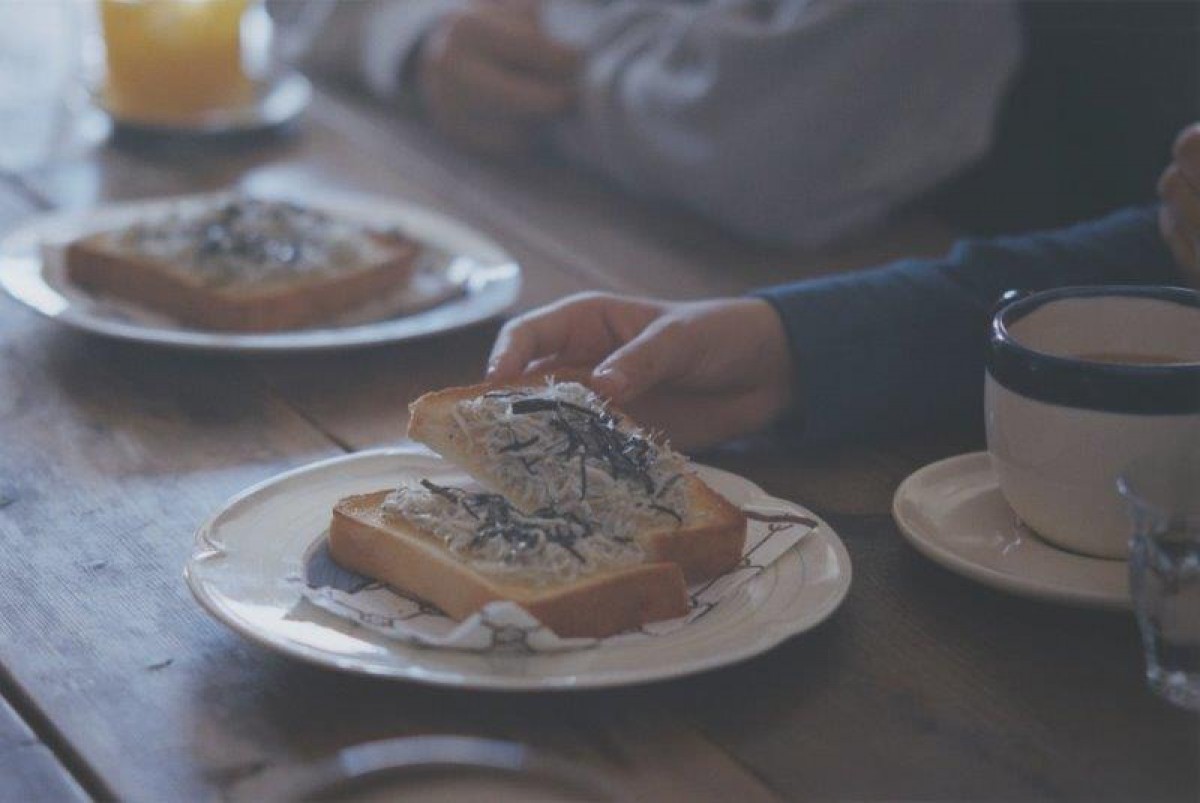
[592,366,628,398]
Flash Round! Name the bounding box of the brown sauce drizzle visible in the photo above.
[744,510,818,528]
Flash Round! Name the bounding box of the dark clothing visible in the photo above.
[755,206,1180,444]
[926,1,1199,235]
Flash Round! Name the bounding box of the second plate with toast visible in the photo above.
[0,190,520,352]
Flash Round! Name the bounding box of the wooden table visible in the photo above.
[0,83,1195,802]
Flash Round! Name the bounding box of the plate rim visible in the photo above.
[0,191,522,354]
[185,447,853,690]
[892,451,1129,611]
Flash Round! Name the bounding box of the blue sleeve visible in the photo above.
[752,205,1181,444]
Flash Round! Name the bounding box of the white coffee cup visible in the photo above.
[985,286,1200,559]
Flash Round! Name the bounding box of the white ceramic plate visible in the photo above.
[0,191,520,353]
[893,452,1129,610]
[96,71,312,136]
[185,447,852,689]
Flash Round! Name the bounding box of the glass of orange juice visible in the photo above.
[97,0,330,125]
[99,0,253,122]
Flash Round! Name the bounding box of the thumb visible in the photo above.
[591,318,686,404]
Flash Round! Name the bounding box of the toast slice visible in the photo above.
[329,490,689,638]
[65,197,418,332]
[407,378,746,583]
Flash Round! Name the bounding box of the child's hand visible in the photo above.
[487,292,795,450]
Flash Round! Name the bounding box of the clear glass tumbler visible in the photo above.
[1119,447,1200,711]
[0,0,108,171]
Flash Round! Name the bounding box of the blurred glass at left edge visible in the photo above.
[0,0,331,169]
[0,0,109,172]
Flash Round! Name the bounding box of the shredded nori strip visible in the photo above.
[493,391,684,522]
[649,503,683,524]
[655,472,684,498]
[499,435,540,453]
[417,480,593,564]
[420,478,460,502]
[508,395,662,496]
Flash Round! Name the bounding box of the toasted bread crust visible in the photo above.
[65,232,416,332]
[328,491,689,638]
[406,377,747,583]
[641,476,746,582]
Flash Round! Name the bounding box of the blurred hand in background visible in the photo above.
[418,0,580,155]
[486,292,794,451]
[1159,124,1200,290]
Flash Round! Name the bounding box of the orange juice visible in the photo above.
[100,0,254,121]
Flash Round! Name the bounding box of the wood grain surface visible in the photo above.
[0,181,93,803]
[0,693,88,803]
[0,81,1196,803]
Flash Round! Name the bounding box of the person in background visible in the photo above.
[484,128,1200,452]
[313,0,1021,250]
[925,2,1199,236]
[308,2,1198,249]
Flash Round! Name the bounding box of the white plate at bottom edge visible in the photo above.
[893,452,1129,610]
[185,446,852,690]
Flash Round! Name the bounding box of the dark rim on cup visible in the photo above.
[987,285,1200,415]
